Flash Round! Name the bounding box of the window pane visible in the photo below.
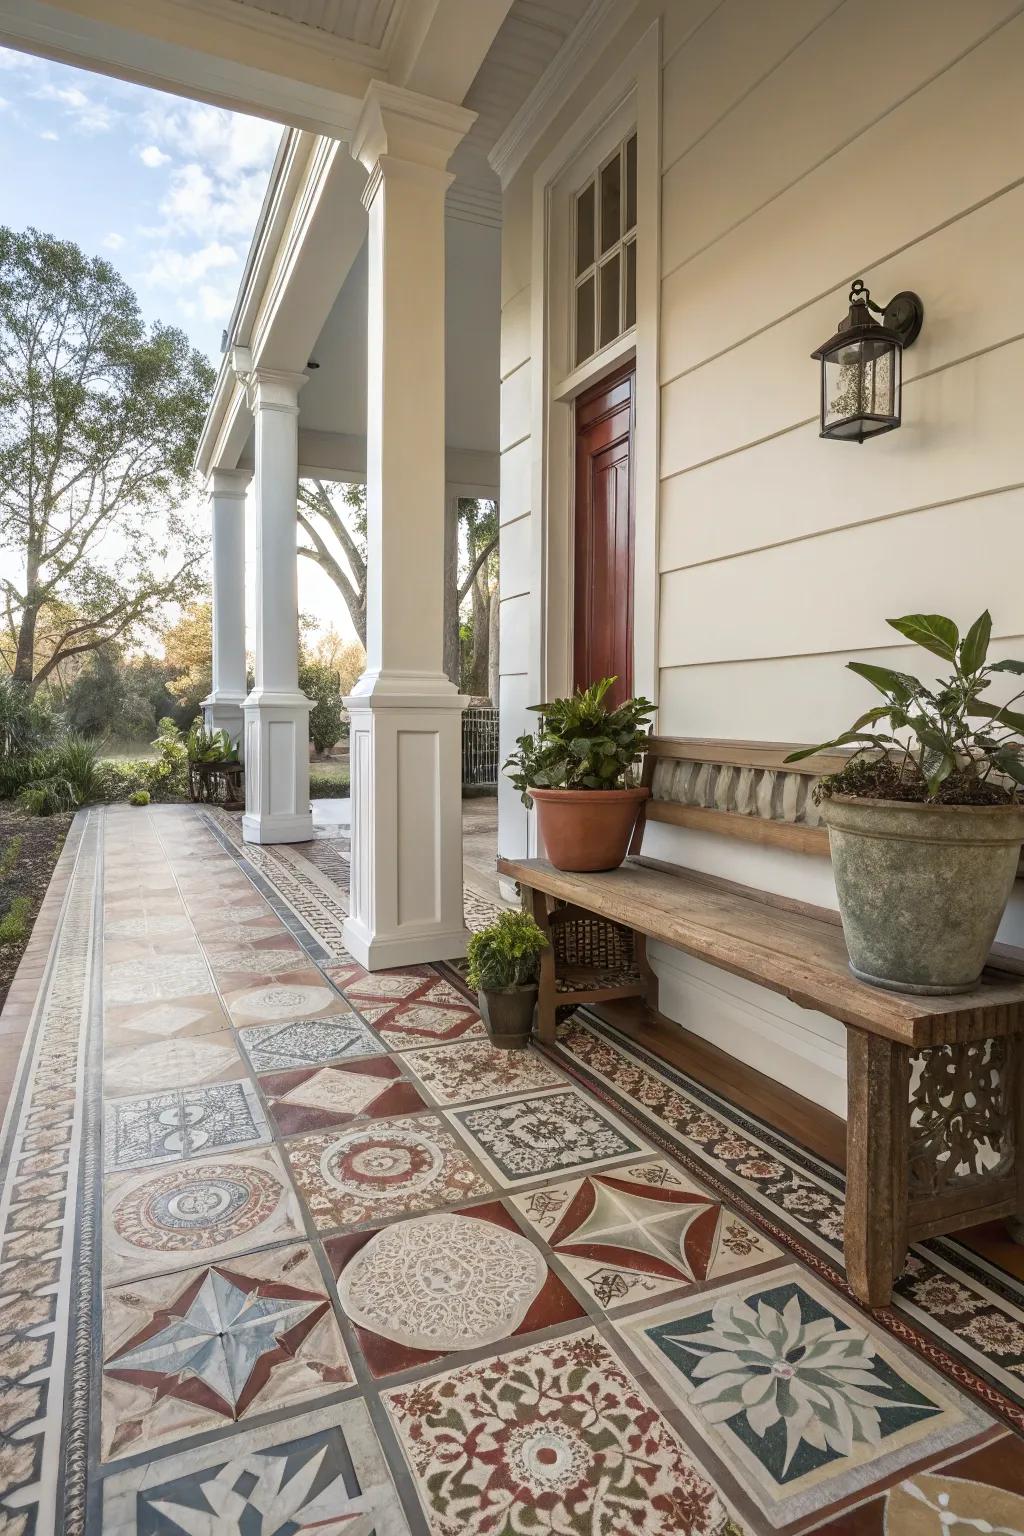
[600,153,620,254]
[599,253,620,347]
[575,181,595,277]
[624,238,636,329]
[575,276,595,365]
[625,133,637,232]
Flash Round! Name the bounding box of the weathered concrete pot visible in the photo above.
[477,986,537,1049]
[821,795,1024,994]
[531,787,649,872]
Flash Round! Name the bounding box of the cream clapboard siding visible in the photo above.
[498,0,1024,1109]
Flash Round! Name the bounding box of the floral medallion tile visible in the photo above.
[285,1113,493,1230]
[512,1157,781,1312]
[104,1080,270,1170]
[447,1086,650,1187]
[101,1397,410,1535]
[383,1327,739,1536]
[616,1264,995,1529]
[223,975,348,1027]
[102,1030,246,1098]
[100,1244,353,1460]
[260,1056,428,1136]
[398,1039,566,1106]
[327,1202,584,1379]
[237,1012,382,1071]
[102,1145,306,1283]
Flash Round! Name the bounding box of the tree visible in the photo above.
[456,498,499,700]
[0,227,214,688]
[309,627,365,696]
[298,659,345,754]
[63,644,176,742]
[162,601,213,724]
[296,480,367,646]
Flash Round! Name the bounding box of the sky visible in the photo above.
[0,45,352,644]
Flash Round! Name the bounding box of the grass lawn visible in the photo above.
[0,806,72,1010]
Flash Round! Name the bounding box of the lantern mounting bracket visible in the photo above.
[846,279,924,348]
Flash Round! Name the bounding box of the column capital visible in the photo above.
[207,466,250,502]
[249,368,308,415]
[352,81,475,184]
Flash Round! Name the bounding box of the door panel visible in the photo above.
[573,366,635,709]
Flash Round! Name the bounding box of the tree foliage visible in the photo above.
[162,600,214,722]
[0,227,214,688]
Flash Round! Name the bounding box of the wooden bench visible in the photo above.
[497,851,1024,1310]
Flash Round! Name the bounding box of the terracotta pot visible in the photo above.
[476,986,537,1049]
[530,786,650,872]
[821,795,1024,994]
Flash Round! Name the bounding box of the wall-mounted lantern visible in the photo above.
[811,280,923,442]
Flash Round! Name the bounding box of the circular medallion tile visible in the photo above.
[320,1125,446,1200]
[338,1211,546,1350]
[232,984,337,1021]
[109,1161,285,1255]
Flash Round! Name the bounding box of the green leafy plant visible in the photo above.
[786,610,1024,804]
[0,895,32,946]
[0,835,23,881]
[504,678,654,808]
[128,789,150,806]
[466,910,548,992]
[185,719,236,764]
[18,777,76,817]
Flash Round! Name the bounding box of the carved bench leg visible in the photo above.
[526,886,558,1045]
[845,1030,910,1310]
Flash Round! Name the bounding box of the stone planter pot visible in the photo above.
[530,787,650,872]
[477,985,537,1049]
[821,795,1024,994]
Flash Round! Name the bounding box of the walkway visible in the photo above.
[1,804,1022,1534]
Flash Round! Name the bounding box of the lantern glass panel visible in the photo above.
[821,336,900,440]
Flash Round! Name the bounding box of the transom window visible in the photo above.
[573,131,637,367]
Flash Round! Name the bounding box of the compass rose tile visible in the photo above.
[510,1156,781,1312]
[259,1056,427,1136]
[101,1244,353,1459]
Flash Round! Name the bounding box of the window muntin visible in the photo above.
[573,131,637,367]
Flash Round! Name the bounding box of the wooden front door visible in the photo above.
[573,365,635,709]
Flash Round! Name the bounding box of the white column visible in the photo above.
[242,369,312,845]
[202,468,249,752]
[343,83,476,969]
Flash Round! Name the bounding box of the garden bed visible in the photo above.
[0,805,73,1011]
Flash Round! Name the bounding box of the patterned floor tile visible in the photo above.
[100,1244,353,1460]
[101,991,234,1047]
[237,1012,382,1071]
[222,975,348,1027]
[103,952,214,1005]
[383,1327,739,1535]
[102,1145,306,1283]
[398,1039,566,1106]
[447,1086,651,1187]
[260,1056,428,1136]
[616,1264,995,1529]
[104,1080,271,1169]
[101,1397,410,1534]
[511,1156,781,1312]
[102,1031,246,1098]
[343,968,486,1046]
[327,1201,584,1378]
[285,1112,494,1231]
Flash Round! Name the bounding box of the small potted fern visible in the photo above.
[466,910,548,1049]
[786,609,1024,994]
[504,677,654,871]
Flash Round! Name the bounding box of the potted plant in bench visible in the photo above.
[786,610,1024,994]
[466,910,548,1049]
[504,677,654,871]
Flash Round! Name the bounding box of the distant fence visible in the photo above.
[462,706,499,788]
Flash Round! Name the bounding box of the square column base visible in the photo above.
[342,678,470,970]
[242,691,313,845]
[202,694,246,757]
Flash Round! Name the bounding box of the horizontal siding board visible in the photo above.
[661,0,1017,274]
[500,435,532,524]
[499,511,532,599]
[500,284,531,380]
[660,339,1024,570]
[499,591,532,673]
[659,488,1024,667]
[661,0,723,69]
[499,361,531,452]
[660,13,1024,380]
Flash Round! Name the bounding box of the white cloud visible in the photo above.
[34,79,116,133]
[158,160,270,242]
[102,232,125,251]
[139,98,281,177]
[40,128,59,141]
[145,240,238,292]
[139,143,170,168]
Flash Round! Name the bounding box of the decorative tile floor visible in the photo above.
[1,802,1022,1535]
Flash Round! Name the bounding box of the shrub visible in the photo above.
[466,910,548,992]
[185,719,235,763]
[128,789,150,806]
[504,678,655,807]
[309,771,350,799]
[0,676,54,760]
[18,777,76,817]
[4,733,101,816]
[0,895,32,946]
[299,661,345,754]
